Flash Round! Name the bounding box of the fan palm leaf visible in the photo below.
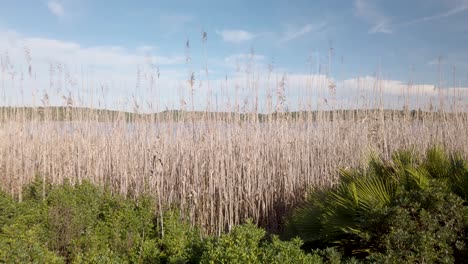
[285,146,467,252]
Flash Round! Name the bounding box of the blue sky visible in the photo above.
[0,0,467,110]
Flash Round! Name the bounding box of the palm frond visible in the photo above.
[448,154,468,200]
[405,167,432,190]
[424,146,450,179]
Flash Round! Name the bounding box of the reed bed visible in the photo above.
[1,105,467,234]
[1,39,467,234]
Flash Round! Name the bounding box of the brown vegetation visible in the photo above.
[1,106,466,234]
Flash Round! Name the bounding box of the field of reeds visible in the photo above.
[1,106,467,235]
[0,44,467,235]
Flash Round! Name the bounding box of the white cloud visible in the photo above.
[1,28,466,112]
[355,0,468,33]
[397,4,468,27]
[47,1,65,18]
[280,23,327,42]
[369,22,393,34]
[0,28,188,109]
[217,30,255,44]
[0,32,184,68]
[341,76,468,107]
[208,73,468,111]
[354,0,393,34]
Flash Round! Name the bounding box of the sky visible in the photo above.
[0,0,467,111]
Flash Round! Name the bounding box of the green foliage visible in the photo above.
[284,155,397,251]
[1,181,319,263]
[311,247,362,264]
[285,146,468,261]
[1,180,162,263]
[22,175,53,201]
[262,236,323,264]
[2,146,465,263]
[0,188,63,263]
[201,220,322,264]
[369,183,468,263]
[157,209,204,264]
[0,190,16,228]
[72,246,125,264]
[0,220,64,263]
[46,182,103,256]
[201,220,267,263]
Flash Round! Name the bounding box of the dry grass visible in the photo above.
[1,106,467,234]
[0,42,467,235]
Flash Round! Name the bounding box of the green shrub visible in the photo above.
[72,245,125,264]
[157,209,204,264]
[262,236,323,264]
[22,176,54,202]
[0,199,63,263]
[46,181,104,257]
[201,220,321,264]
[285,146,468,261]
[0,190,16,228]
[310,247,362,264]
[1,180,163,263]
[64,185,158,263]
[0,227,64,264]
[284,153,398,254]
[128,238,161,264]
[368,182,468,263]
[201,220,266,263]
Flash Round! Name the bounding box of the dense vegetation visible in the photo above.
[0,179,324,263]
[1,146,467,263]
[1,19,467,240]
[286,146,468,263]
[3,106,467,234]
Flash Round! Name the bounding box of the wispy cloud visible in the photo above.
[217,30,255,44]
[0,28,190,108]
[397,4,468,27]
[280,23,327,42]
[47,0,65,19]
[354,0,393,34]
[342,76,468,101]
[0,29,185,78]
[355,0,468,34]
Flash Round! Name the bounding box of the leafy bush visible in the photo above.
[263,236,323,264]
[2,180,318,263]
[285,146,468,261]
[0,187,63,263]
[201,220,322,264]
[3,146,465,263]
[157,209,204,264]
[368,182,468,263]
[0,223,64,264]
[0,190,16,228]
[46,182,103,257]
[0,180,161,263]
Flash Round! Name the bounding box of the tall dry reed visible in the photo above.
[1,107,467,234]
[0,41,467,235]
